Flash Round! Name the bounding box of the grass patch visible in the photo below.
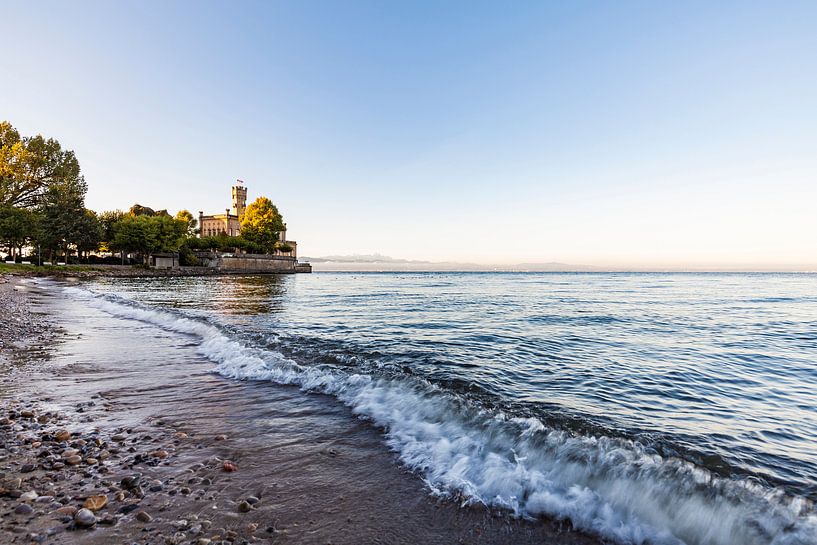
[0,263,107,275]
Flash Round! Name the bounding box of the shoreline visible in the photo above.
[0,276,600,545]
[0,266,303,279]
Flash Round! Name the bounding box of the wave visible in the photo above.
[62,285,817,545]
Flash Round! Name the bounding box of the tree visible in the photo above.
[0,121,85,209]
[111,214,188,265]
[175,209,197,235]
[36,179,88,262]
[98,210,124,247]
[0,205,40,259]
[75,210,103,258]
[239,197,284,253]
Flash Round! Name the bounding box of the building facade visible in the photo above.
[198,182,247,237]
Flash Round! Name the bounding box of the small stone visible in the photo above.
[245,496,260,505]
[214,434,227,441]
[15,503,34,515]
[74,508,96,527]
[55,430,71,442]
[196,539,211,545]
[54,506,78,517]
[135,510,153,522]
[118,503,139,515]
[65,455,82,465]
[120,475,141,489]
[20,409,35,418]
[174,432,188,439]
[85,457,98,465]
[237,500,252,513]
[20,491,38,502]
[20,463,35,473]
[83,495,108,512]
[149,449,169,459]
[222,461,238,472]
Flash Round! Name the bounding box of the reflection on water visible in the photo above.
[85,272,817,502]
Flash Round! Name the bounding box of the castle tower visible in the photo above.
[231,180,248,217]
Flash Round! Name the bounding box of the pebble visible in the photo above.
[237,500,252,513]
[135,510,153,523]
[55,430,71,442]
[20,490,38,502]
[65,454,82,465]
[222,461,238,472]
[74,508,97,527]
[83,494,108,511]
[54,505,78,517]
[15,503,35,515]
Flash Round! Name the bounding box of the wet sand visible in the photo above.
[0,276,602,545]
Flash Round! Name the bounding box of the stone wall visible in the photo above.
[218,254,297,273]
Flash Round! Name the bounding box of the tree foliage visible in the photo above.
[175,209,197,235]
[187,234,265,253]
[111,214,188,264]
[0,205,40,256]
[0,121,85,209]
[239,197,284,253]
[36,179,92,261]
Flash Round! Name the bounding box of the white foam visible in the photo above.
[64,286,817,545]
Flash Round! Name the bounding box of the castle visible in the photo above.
[198,182,247,238]
[197,181,296,258]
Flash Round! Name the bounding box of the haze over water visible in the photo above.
[68,272,817,545]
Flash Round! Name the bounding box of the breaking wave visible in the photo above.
[63,286,817,545]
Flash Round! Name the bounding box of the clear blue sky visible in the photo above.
[2,1,815,268]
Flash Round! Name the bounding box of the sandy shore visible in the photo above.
[0,276,600,545]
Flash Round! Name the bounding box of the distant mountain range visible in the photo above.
[300,254,601,272]
[299,254,817,272]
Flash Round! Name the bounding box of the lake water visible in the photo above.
[65,272,817,545]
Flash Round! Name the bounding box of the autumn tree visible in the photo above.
[0,121,84,209]
[175,209,197,235]
[239,197,284,253]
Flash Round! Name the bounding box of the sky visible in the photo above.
[1,0,815,269]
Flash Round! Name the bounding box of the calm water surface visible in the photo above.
[71,272,817,545]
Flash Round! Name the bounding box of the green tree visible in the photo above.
[0,121,84,209]
[36,179,89,263]
[111,215,188,265]
[99,210,124,246]
[0,205,40,259]
[239,197,284,253]
[75,210,103,259]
